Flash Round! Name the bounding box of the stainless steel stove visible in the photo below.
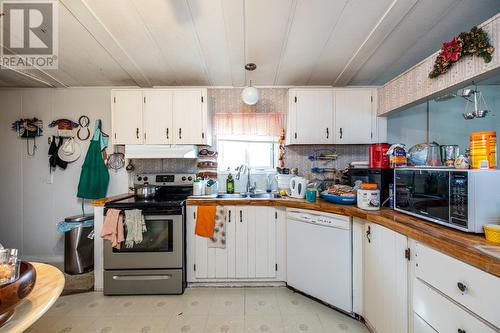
[103,173,194,295]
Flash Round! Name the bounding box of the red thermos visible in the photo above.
[369,143,391,169]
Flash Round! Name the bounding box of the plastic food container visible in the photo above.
[193,179,204,196]
[470,131,497,169]
[357,183,380,211]
[484,224,500,244]
[369,143,391,168]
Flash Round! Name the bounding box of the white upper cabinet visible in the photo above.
[334,88,374,144]
[286,87,386,145]
[287,89,334,145]
[111,88,210,146]
[143,90,173,144]
[172,89,209,145]
[111,89,143,145]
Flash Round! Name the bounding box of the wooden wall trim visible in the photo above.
[377,12,500,116]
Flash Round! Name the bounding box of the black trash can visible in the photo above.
[62,215,94,275]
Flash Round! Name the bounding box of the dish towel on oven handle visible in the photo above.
[208,206,227,249]
[101,209,124,249]
[124,209,146,248]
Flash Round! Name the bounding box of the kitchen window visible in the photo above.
[213,111,283,171]
[217,136,279,171]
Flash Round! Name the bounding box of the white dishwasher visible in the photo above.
[287,208,352,313]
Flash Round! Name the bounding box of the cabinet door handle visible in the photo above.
[457,329,466,333]
[136,128,139,139]
[166,128,169,139]
[228,210,231,223]
[179,128,182,139]
[294,132,297,139]
[457,282,468,293]
[326,128,329,139]
[339,127,343,139]
[239,210,242,223]
[366,225,371,243]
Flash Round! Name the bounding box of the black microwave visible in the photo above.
[394,168,500,233]
[346,168,394,207]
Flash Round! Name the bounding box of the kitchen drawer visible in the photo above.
[415,242,500,328]
[413,312,437,333]
[413,278,497,333]
[104,269,183,295]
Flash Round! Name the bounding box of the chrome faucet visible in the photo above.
[235,164,255,194]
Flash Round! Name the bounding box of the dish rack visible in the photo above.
[308,149,340,181]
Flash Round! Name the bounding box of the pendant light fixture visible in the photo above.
[241,63,259,105]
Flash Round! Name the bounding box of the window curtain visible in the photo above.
[213,112,283,137]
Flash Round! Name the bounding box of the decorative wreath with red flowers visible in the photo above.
[429,26,495,78]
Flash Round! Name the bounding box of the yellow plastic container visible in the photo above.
[470,131,497,169]
[483,224,500,244]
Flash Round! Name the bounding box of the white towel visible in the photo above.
[124,209,146,248]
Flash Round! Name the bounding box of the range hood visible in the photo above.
[125,145,197,159]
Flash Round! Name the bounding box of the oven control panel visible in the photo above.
[134,173,196,186]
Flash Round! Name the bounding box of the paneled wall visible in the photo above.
[0,88,128,262]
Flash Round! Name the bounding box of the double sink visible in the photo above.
[192,193,282,199]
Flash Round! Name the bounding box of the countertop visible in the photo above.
[0,263,65,333]
[186,196,500,278]
[91,193,134,207]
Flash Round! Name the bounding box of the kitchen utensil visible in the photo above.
[134,184,158,199]
[440,145,459,166]
[205,178,218,195]
[276,174,293,191]
[407,142,441,166]
[107,152,125,170]
[289,176,307,199]
[125,160,135,172]
[319,191,356,205]
[305,189,317,203]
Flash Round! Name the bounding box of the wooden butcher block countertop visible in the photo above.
[186,196,500,278]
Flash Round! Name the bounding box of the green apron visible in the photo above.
[77,120,110,199]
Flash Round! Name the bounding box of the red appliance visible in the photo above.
[369,143,390,169]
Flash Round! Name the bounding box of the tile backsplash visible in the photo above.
[285,144,369,178]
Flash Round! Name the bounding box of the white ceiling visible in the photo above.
[0,0,499,88]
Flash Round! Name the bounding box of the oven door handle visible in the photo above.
[112,274,172,281]
[143,215,182,221]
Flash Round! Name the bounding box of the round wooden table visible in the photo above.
[0,263,65,333]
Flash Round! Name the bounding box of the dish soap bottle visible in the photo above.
[226,173,235,194]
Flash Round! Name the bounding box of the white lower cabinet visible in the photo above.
[363,221,408,333]
[413,278,496,333]
[186,205,285,282]
[411,242,500,332]
[413,313,437,333]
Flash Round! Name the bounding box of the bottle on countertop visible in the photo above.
[226,172,235,194]
[193,178,204,196]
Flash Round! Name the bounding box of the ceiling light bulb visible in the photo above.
[241,86,259,105]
